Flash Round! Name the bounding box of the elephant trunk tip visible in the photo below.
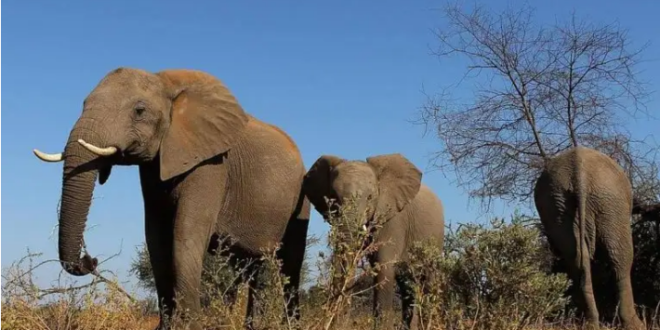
[61,254,98,276]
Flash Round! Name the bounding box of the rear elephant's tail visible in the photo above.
[573,149,588,275]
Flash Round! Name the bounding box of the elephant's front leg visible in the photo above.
[170,164,228,330]
[169,194,223,330]
[373,263,397,329]
[396,264,418,330]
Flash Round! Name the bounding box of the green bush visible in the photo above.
[406,214,571,330]
[630,216,660,319]
[129,243,241,307]
[8,209,659,329]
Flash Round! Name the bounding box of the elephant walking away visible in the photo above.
[33,68,310,330]
[302,153,445,329]
[533,146,644,330]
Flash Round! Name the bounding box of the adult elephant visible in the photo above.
[302,153,445,329]
[33,67,310,330]
[533,146,644,330]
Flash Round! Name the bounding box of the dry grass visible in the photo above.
[1,285,626,330]
[1,269,628,330]
[3,205,659,330]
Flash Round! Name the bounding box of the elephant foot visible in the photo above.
[622,318,645,330]
[582,319,600,330]
[153,318,169,330]
[153,325,202,330]
[154,319,203,330]
[407,314,420,330]
[373,313,398,330]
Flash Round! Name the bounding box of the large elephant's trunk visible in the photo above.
[57,123,107,276]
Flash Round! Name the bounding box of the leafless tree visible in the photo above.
[418,2,656,209]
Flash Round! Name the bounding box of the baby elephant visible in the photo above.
[303,153,445,329]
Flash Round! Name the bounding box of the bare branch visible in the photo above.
[418,2,654,209]
[2,248,137,304]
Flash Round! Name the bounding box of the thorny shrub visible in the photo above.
[4,208,660,329]
[403,214,571,330]
[306,194,389,329]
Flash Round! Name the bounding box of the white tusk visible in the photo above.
[362,224,368,232]
[78,139,118,157]
[33,149,64,162]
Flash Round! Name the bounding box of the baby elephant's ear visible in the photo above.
[367,153,422,220]
[303,155,345,216]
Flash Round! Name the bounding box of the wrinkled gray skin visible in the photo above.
[533,146,643,330]
[303,154,445,329]
[33,68,310,330]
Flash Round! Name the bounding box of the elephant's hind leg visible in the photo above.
[231,258,261,330]
[599,218,644,330]
[545,216,599,327]
[574,238,600,328]
[275,195,310,326]
[564,204,599,327]
[541,193,599,327]
[276,244,305,325]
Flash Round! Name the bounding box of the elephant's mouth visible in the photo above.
[98,164,113,185]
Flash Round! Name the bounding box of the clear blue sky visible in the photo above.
[3,0,658,292]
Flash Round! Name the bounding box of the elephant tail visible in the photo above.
[574,148,588,273]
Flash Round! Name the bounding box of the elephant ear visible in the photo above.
[303,155,345,216]
[157,70,249,181]
[366,153,422,221]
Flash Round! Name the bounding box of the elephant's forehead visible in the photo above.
[93,68,163,94]
[85,74,165,108]
[334,161,376,179]
[331,162,377,196]
[84,88,157,110]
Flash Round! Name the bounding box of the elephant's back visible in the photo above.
[413,184,445,222]
[578,147,633,213]
[535,146,632,216]
[238,116,303,164]
[407,184,445,247]
[220,117,306,254]
[542,147,629,191]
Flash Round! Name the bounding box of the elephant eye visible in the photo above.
[133,102,148,120]
[135,106,146,116]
